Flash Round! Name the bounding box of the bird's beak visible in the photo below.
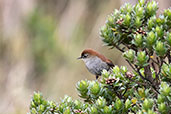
[77,56,82,60]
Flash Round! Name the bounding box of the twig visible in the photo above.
[126,59,159,93]
[163,61,168,65]
[157,57,164,77]
[112,88,123,99]
[156,57,160,63]
[136,68,159,93]
[126,60,137,72]
[167,50,171,64]
[136,68,150,82]
[122,86,128,96]
[150,58,160,66]
[115,45,125,53]
[151,62,158,79]
[129,78,147,86]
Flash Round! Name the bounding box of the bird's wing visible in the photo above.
[106,59,114,68]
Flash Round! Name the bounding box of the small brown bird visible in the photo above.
[78,49,114,79]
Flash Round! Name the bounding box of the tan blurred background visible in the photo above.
[0,0,170,113]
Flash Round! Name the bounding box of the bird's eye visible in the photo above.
[83,54,88,58]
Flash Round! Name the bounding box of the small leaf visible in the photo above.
[155,41,167,57]
[131,98,137,104]
[123,49,135,62]
[136,51,149,67]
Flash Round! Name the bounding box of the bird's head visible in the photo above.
[77,49,113,65]
[77,49,95,59]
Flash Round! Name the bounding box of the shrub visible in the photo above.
[29,0,171,113]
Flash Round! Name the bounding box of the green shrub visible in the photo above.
[29,0,171,113]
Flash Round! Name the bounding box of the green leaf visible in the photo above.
[102,69,110,78]
[146,0,158,16]
[147,16,156,30]
[143,99,153,111]
[125,99,131,109]
[133,34,143,47]
[136,51,149,67]
[147,109,156,114]
[90,81,101,95]
[155,26,164,38]
[155,41,167,57]
[138,0,145,6]
[166,32,171,46]
[124,13,131,26]
[134,17,142,27]
[157,94,165,104]
[146,31,156,48]
[115,98,123,110]
[96,97,106,108]
[135,5,144,17]
[76,80,89,92]
[103,105,112,114]
[63,108,71,114]
[123,49,135,62]
[158,103,167,113]
[89,106,98,114]
[160,82,171,96]
[138,88,145,98]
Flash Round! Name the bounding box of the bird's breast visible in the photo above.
[83,57,109,75]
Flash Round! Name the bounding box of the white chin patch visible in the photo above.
[82,58,89,63]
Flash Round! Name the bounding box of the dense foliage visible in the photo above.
[29,0,171,113]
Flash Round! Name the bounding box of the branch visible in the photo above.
[137,69,159,93]
[125,60,137,72]
[150,58,160,66]
[112,88,123,99]
[115,45,125,53]
[129,78,147,86]
[157,57,164,77]
[125,59,159,93]
[167,50,171,64]
[126,60,152,85]
[151,62,158,79]
[122,85,128,96]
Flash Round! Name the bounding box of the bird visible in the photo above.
[77,49,114,79]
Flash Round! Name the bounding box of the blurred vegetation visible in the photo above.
[27,11,56,73]
[29,0,171,114]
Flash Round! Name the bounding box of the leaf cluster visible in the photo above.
[29,66,171,114]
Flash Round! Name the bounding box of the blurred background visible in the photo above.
[0,0,170,113]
